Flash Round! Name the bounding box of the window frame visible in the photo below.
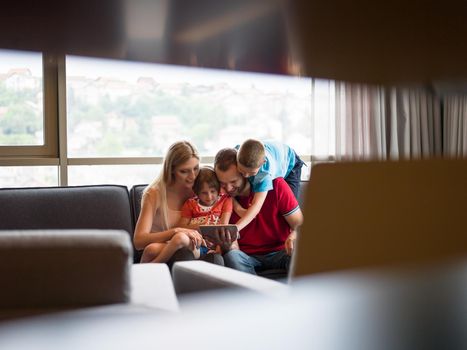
[0,52,58,158]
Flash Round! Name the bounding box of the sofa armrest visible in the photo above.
[0,229,132,310]
[172,260,289,296]
[130,263,178,312]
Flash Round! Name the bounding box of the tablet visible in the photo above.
[199,224,240,242]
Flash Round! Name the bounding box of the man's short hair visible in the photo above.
[237,139,265,169]
[214,148,237,172]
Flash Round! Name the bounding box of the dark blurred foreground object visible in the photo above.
[0,0,289,75]
[292,159,467,277]
[4,0,467,85]
[3,0,467,85]
[285,0,467,84]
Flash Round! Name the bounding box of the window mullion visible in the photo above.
[56,54,68,186]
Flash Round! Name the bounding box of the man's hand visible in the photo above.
[218,227,235,245]
[285,231,297,256]
[206,226,239,252]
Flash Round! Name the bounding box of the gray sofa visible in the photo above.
[0,185,178,317]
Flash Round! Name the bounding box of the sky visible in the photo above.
[0,48,313,94]
[0,49,42,76]
[66,54,311,93]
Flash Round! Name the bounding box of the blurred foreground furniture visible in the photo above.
[1,259,467,350]
[0,230,131,311]
[0,230,178,320]
[172,261,288,295]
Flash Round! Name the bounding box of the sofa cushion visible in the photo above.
[0,229,132,310]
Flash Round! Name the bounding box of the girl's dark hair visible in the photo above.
[193,166,220,194]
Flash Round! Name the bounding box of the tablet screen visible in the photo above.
[199,224,239,241]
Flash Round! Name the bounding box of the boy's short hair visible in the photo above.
[193,166,220,194]
[237,139,265,169]
[214,148,237,172]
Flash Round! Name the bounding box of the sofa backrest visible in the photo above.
[130,184,147,226]
[129,184,147,263]
[0,185,138,262]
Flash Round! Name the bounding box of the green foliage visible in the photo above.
[0,82,41,145]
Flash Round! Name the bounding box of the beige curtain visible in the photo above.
[333,82,442,161]
[443,95,467,158]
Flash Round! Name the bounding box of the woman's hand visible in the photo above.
[181,228,203,249]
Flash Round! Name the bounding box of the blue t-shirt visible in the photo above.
[237,141,296,193]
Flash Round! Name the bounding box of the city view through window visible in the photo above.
[0,49,43,146]
[66,56,318,158]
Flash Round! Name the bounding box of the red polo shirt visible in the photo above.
[230,177,299,255]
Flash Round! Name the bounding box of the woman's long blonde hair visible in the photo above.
[144,141,199,230]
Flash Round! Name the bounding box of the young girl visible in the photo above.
[179,167,233,255]
[134,141,203,263]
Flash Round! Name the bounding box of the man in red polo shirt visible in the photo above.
[213,148,303,275]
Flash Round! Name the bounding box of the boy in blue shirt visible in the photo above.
[233,139,304,231]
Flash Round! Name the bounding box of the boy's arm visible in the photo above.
[234,191,268,231]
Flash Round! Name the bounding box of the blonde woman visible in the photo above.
[134,141,204,263]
